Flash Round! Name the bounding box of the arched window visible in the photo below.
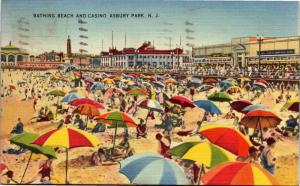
[8,55,15,62]
[1,54,6,62]
[17,55,23,62]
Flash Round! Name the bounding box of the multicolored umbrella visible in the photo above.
[230,100,252,113]
[126,88,148,97]
[32,127,100,183]
[242,104,268,113]
[198,84,214,92]
[61,93,83,103]
[193,100,222,115]
[282,98,299,112]
[169,141,234,168]
[69,98,105,109]
[256,79,268,85]
[208,92,232,102]
[72,104,100,117]
[120,152,189,185]
[139,99,164,112]
[198,125,252,157]
[254,82,267,89]
[95,111,137,150]
[201,162,278,185]
[10,133,57,183]
[169,95,196,108]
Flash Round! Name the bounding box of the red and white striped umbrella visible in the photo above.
[139,99,164,112]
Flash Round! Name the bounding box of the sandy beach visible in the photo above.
[0,69,298,185]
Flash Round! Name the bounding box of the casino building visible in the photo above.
[1,41,29,66]
[192,36,300,67]
[100,42,188,68]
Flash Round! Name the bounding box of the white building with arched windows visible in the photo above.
[1,41,29,66]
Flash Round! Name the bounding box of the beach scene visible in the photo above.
[0,0,299,185]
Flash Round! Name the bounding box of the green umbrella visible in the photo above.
[9,133,56,183]
[208,92,232,102]
[46,90,66,117]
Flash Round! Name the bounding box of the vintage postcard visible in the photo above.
[0,0,299,185]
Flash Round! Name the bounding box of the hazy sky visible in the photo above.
[1,0,298,55]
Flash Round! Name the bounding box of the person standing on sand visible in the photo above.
[260,137,276,175]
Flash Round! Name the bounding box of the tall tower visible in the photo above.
[67,35,72,58]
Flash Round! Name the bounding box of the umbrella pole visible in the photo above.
[112,122,118,155]
[65,148,69,184]
[20,152,33,183]
[259,118,264,143]
[197,163,205,185]
[56,96,59,118]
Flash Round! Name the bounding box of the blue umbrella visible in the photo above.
[242,104,268,113]
[119,152,189,185]
[90,82,106,91]
[61,93,83,102]
[193,100,222,115]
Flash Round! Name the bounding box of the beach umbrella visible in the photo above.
[169,141,234,168]
[193,100,221,115]
[226,86,242,94]
[201,162,278,185]
[126,88,148,97]
[72,104,100,117]
[61,93,83,103]
[95,111,137,151]
[84,77,94,84]
[242,104,268,113]
[119,152,189,185]
[47,90,66,97]
[253,82,267,89]
[139,99,164,112]
[32,127,100,184]
[208,92,232,102]
[198,84,214,92]
[241,109,282,142]
[238,77,251,82]
[105,87,124,95]
[203,78,217,84]
[0,163,7,173]
[68,87,88,97]
[10,133,57,183]
[90,82,106,91]
[230,100,252,113]
[282,98,299,112]
[256,79,268,85]
[102,78,115,85]
[164,78,177,84]
[9,84,17,90]
[220,80,233,87]
[169,95,196,108]
[154,81,165,88]
[188,78,202,87]
[198,125,252,157]
[69,98,105,109]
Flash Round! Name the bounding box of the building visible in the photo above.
[1,41,29,66]
[192,36,300,67]
[100,42,187,68]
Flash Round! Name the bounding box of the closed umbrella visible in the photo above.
[119,152,189,185]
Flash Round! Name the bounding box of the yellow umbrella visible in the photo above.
[238,77,251,82]
[103,78,115,85]
[281,98,299,112]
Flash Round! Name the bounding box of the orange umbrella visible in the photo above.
[164,78,177,84]
[73,104,100,117]
[9,84,17,90]
[202,162,278,185]
[198,125,252,157]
